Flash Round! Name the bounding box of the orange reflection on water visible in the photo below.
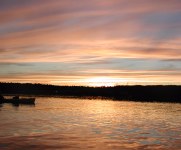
[0,97,181,149]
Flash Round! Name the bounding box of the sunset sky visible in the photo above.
[0,0,181,86]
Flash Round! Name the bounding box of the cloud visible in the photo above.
[0,0,181,85]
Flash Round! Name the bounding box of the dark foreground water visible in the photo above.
[0,97,181,150]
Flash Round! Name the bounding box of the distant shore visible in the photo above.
[0,83,181,103]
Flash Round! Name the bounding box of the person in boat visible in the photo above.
[13,96,19,100]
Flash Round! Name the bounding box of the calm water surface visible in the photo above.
[0,97,181,150]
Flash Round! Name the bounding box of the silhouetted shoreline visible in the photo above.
[0,83,181,103]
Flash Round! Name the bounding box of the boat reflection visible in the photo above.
[0,102,35,108]
[11,103,35,107]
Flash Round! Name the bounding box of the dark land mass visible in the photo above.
[0,82,181,103]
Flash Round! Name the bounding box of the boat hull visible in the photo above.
[3,98,35,104]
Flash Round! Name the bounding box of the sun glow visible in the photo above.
[85,77,123,87]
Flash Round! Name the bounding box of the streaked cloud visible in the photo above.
[0,0,181,85]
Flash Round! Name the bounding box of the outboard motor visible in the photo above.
[0,95,4,103]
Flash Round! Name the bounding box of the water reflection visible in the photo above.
[0,104,2,112]
[11,103,35,108]
[0,97,181,150]
[0,103,35,108]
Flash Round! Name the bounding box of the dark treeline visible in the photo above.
[0,82,181,103]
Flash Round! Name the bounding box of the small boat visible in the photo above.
[2,96,35,105]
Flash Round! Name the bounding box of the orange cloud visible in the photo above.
[0,0,181,85]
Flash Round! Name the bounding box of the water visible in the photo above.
[0,97,181,150]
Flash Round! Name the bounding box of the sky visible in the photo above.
[0,0,181,86]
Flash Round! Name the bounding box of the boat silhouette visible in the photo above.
[1,96,35,105]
